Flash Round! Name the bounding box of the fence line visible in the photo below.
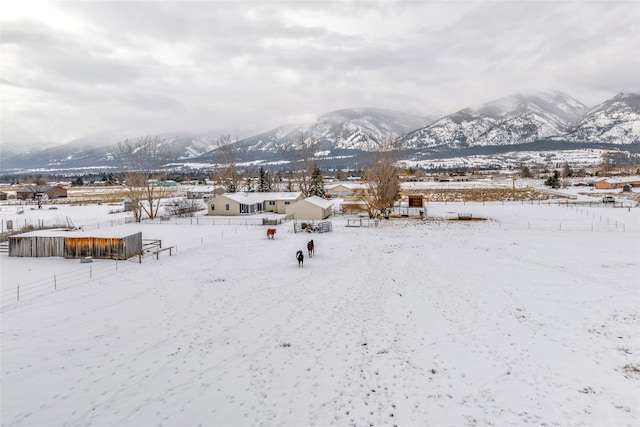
[0,258,140,308]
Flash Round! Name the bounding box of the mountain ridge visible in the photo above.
[1,91,639,173]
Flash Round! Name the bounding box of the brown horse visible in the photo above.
[266,228,276,239]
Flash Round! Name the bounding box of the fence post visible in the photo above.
[54,274,57,290]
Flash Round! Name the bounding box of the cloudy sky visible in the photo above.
[2,0,639,148]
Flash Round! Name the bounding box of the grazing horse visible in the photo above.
[296,250,304,267]
[266,228,276,239]
[307,240,314,257]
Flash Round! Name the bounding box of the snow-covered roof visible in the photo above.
[10,227,140,239]
[217,192,302,204]
[300,195,335,209]
[186,186,217,192]
[326,182,367,191]
[595,176,640,184]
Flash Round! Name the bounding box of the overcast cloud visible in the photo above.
[1,0,639,147]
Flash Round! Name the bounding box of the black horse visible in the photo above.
[307,240,314,258]
[296,250,304,267]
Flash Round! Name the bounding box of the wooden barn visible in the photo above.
[8,228,142,260]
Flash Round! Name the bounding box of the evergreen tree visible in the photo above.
[544,170,561,189]
[309,165,326,197]
[258,166,272,192]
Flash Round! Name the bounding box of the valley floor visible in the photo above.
[1,202,639,426]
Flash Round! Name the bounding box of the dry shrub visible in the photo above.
[402,188,566,202]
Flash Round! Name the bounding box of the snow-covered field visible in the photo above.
[1,202,639,426]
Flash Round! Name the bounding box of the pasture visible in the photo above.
[1,199,639,426]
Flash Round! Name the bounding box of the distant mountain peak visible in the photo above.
[400,90,589,149]
[561,92,640,144]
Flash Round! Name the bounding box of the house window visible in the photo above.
[269,200,275,206]
[285,201,290,205]
[225,204,230,211]
[211,204,215,211]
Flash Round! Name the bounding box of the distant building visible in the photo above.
[186,185,226,200]
[16,184,67,200]
[594,177,640,190]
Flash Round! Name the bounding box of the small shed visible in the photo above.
[286,196,334,220]
[9,228,142,260]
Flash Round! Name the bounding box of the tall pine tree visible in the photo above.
[309,165,326,197]
[258,166,272,192]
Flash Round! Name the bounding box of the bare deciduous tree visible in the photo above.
[215,134,242,192]
[360,138,401,218]
[600,151,615,176]
[282,133,317,196]
[115,136,169,222]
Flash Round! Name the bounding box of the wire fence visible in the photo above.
[0,257,141,309]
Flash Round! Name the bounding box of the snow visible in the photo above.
[1,202,640,426]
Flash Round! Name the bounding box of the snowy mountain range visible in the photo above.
[1,91,638,173]
[193,108,433,164]
[559,93,640,144]
[399,91,589,149]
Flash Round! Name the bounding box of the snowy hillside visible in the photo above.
[1,132,222,171]
[400,91,588,149]
[1,202,639,426]
[561,92,640,144]
[229,108,433,154]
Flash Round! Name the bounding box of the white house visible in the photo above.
[285,196,334,220]
[186,185,226,200]
[207,192,303,216]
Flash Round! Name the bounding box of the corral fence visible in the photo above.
[293,220,334,233]
[262,217,283,226]
[346,218,379,228]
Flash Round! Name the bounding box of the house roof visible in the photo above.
[325,182,368,191]
[17,185,53,193]
[299,195,335,209]
[596,176,640,184]
[212,192,303,204]
[186,185,217,192]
